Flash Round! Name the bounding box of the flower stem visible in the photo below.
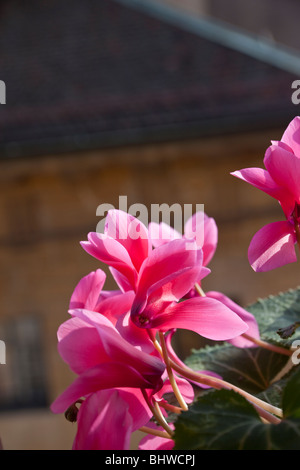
[252,403,281,424]
[293,212,300,255]
[158,331,188,411]
[242,333,292,356]
[169,359,283,418]
[159,401,182,414]
[141,389,174,437]
[139,426,173,439]
[149,328,282,417]
[194,282,205,297]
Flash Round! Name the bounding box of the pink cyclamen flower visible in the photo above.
[130,238,248,341]
[148,215,259,347]
[81,210,248,341]
[231,116,300,272]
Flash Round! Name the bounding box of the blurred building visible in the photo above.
[0,0,299,449]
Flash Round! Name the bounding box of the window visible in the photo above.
[0,316,48,411]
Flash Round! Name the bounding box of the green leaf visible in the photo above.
[184,287,300,400]
[174,383,300,450]
[174,288,300,449]
[185,343,288,395]
[247,287,300,344]
[282,367,300,418]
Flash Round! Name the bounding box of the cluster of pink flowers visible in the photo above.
[51,207,261,449]
[53,111,300,451]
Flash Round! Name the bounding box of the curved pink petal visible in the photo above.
[80,232,137,290]
[57,314,88,342]
[148,221,181,247]
[57,319,111,374]
[139,425,175,450]
[73,390,133,450]
[115,312,156,353]
[248,221,296,272]
[51,362,155,414]
[68,309,165,382]
[94,290,135,325]
[206,291,260,348]
[264,145,300,205]
[231,167,288,202]
[148,297,248,341]
[184,212,218,265]
[109,267,133,292]
[69,269,106,311]
[132,239,202,315]
[280,116,300,157]
[105,210,151,271]
[155,375,194,404]
[271,140,294,154]
[202,215,218,266]
[116,388,152,430]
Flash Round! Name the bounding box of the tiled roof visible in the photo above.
[0,0,297,157]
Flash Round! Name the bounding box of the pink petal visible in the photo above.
[80,232,137,289]
[69,309,165,382]
[57,318,111,374]
[202,215,218,266]
[271,140,294,154]
[280,116,300,157]
[51,362,155,414]
[69,269,106,311]
[184,211,204,243]
[132,239,202,315]
[57,314,88,342]
[138,422,175,450]
[231,167,288,202]
[139,432,175,450]
[94,290,135,325]
[264,144,300,206]
[155,375,194,404]
[109,267,133,292]
[248,221,296,272]
[73,390,133,450]
[149,297,248,341]
[206,291,260,348]
[116,388,152,430]
[115,312,156,353]
[184,212,218,265]
[148,221,181,247]
[105,210,151,271]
